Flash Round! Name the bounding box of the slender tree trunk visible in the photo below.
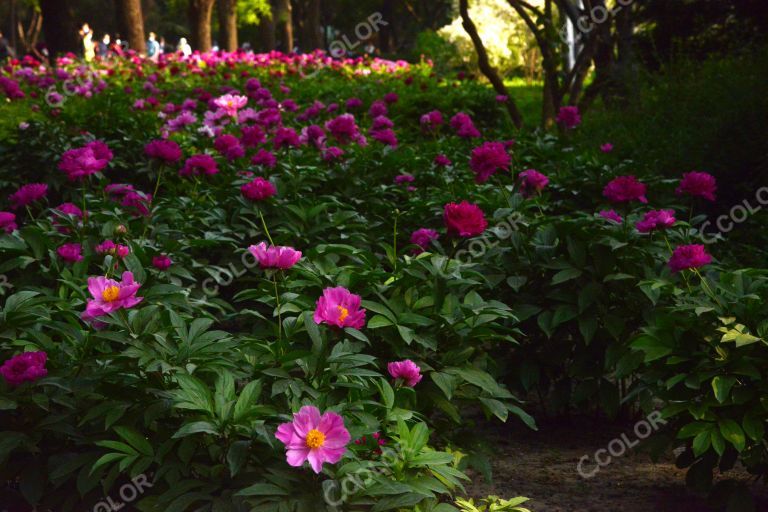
[40,0,78,57]
[379,0,394,53]
[115,0,146,53]
[256,11,276,52]
[459,0,524,128]
[218,0,238,51]
[305,0,322,50]
[188,0,215,52]
[273,0,293,52]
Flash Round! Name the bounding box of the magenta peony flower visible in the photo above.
[450,112,480,138]
[636,209,676,233]
[152,254,173,270]
[248,242,302,270]
[518,169,550,197]
[145,139,182,164]
[600,143,614,153]
[82,271,143,322]
[213,93,248,117]
[180,154,219,177]
[273,127,301,150]
[556,106,581,129]
[322,146,345,162]
[325,114,361,144]
[470,142,511,183]
[676,171,717,201]
[121,191,153,217]
[410,228,439,254]
[241,125,266,147]
[599,209,623,224]
[372,116,394,131]
[668,244,713,273]
[394,174,415,185]
[313,286,366,329]
[420,110,443,132]
[57,243,83,263]
[251,148,277,168]
[496,95,509,103]
[369,100,388,118]
[9,183,47,209]
[346,97,363,109]
[444,201,487,238]
[241,177,277,201]
[388,360,422,387]
[384,92,399,104]
[299,125,326,148]
[603,176,648,204]
[58,141,113,181]
[370,128,398,148]
[95,240,130,258]
[275,405,350,474]
[434,154,452,167]
[0,211,18,233]
[214,134,245,161]
[0,351,47,386]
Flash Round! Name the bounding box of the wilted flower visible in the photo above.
[0,351,47,386]
[82,271,143,322]
[9,183,47,209]
[444,201,487,238]
[241,177,277,201]
[676,171,717,202]
[57,243,83,263]
[388,360,422,387]
[603,176,648,204]
[637,209,676,233]
[275,405,350,474]
[314,286,366,329]
[668,244,712,273]
[248,242,302,270]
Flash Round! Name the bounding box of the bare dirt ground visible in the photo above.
[466,416,768,512]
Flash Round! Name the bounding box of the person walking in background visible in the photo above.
[0,31,13,61]
[98,34,110,58]
[147,32,160,60]
[177,37,192,57]
[79,23,95,62]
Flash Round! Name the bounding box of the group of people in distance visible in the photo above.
[78,23,191,61]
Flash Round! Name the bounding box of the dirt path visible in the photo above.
[466,416,768,511]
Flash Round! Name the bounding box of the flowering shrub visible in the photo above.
[0,48,762,509]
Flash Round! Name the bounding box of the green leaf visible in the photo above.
[719,419,746,452]
[173,421,220,438]
[235,483,290,496]
[711,376,737,403]
[113,426,154,457]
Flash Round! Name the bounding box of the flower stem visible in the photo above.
[259,209,275,245]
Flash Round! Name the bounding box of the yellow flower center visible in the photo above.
[305,429,326,449]
[337,305,349,324]
[102,285,120,302]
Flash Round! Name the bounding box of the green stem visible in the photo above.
[273,274,282,344]
[259,209,275,245]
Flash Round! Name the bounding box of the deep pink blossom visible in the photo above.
[241,125,266,147]
[273,127,301,149]
[152,255,173,270]
[388,360,422,387]
[556,106,581,129]
[145,139,182,163]
[9,183,47,209]
[601,143,614,153]
[57,243,83,263]
[241,177,277,201]
[248,242,302,269]
[518,169,550,197]
[252,149,277,168]
[275,406,350,474]
[599,210,623,224]
[0,212,17,233]
[470,142,510,183]
[58,141,113,181]
[444,201,487,237]
[410,228,439,254]
[313,286,366,329]
[95,240,130,258]
[325,114,361,144]
[180,154,219,177]
[450,112,480,138]
[603,176,648,204]
[676,171,717,201]
[370,128,398,148]
[636,209,676,233]
[82,271,143,322]
[1,352,47,386]
[420,110,443,132]
[434,154,452,167]
[214,134,245,160]
[668,244,712,273]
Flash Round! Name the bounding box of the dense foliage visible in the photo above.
[0,49,765,510]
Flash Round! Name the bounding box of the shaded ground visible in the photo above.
[467,416,768,511]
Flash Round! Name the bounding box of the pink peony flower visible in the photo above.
[241,125,266,147]
[322,146,345,162]
[676,171,717,202]
[394,174,415,185]
[251,148,277,168]
[241,177,277,201]
[213,93,248,117]
[470,142,511,183]
[180,154,219,177]
[248,242,302,270]
[450,112,480,138]
[668,244,712,273]
[370,128,398,148]
[0,211,17,233]
[57,243,83,263]
[410,228,439,254]
[434,154,452,167]
[372,116,394,131]
[636,209,676,233]
[518,169,550,197]
[420,110,443,132]
[145,139,182,163]
[0,351,47,386]
[444,201,487,238]
[603,176,648,204]
[369,100,388,118]
[82,271,143,322]
[325,114,361,144]
[346,97,363,109]
[599,210,623,224]
[95,240,130,258]
[214,134,245,160]
[383,92,399,104]
[600,143,614,153]
[314,286,366,329]
[556,106,581,129]
[9,183,47,210]
[275,405,350,474]
[388,360,422,387]
[152,254,172,270]
[273,127,301,149]
[58,141,113,181]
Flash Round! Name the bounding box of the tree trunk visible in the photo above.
[303,0,323,51]
[256,11,276,52]
[39,0,78,57]
[272,0,293,52]
[188,0,215,52]
[379,0,394,53]
[115,0,146,53]
[459,0,524,129]
[218,0,238,51]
